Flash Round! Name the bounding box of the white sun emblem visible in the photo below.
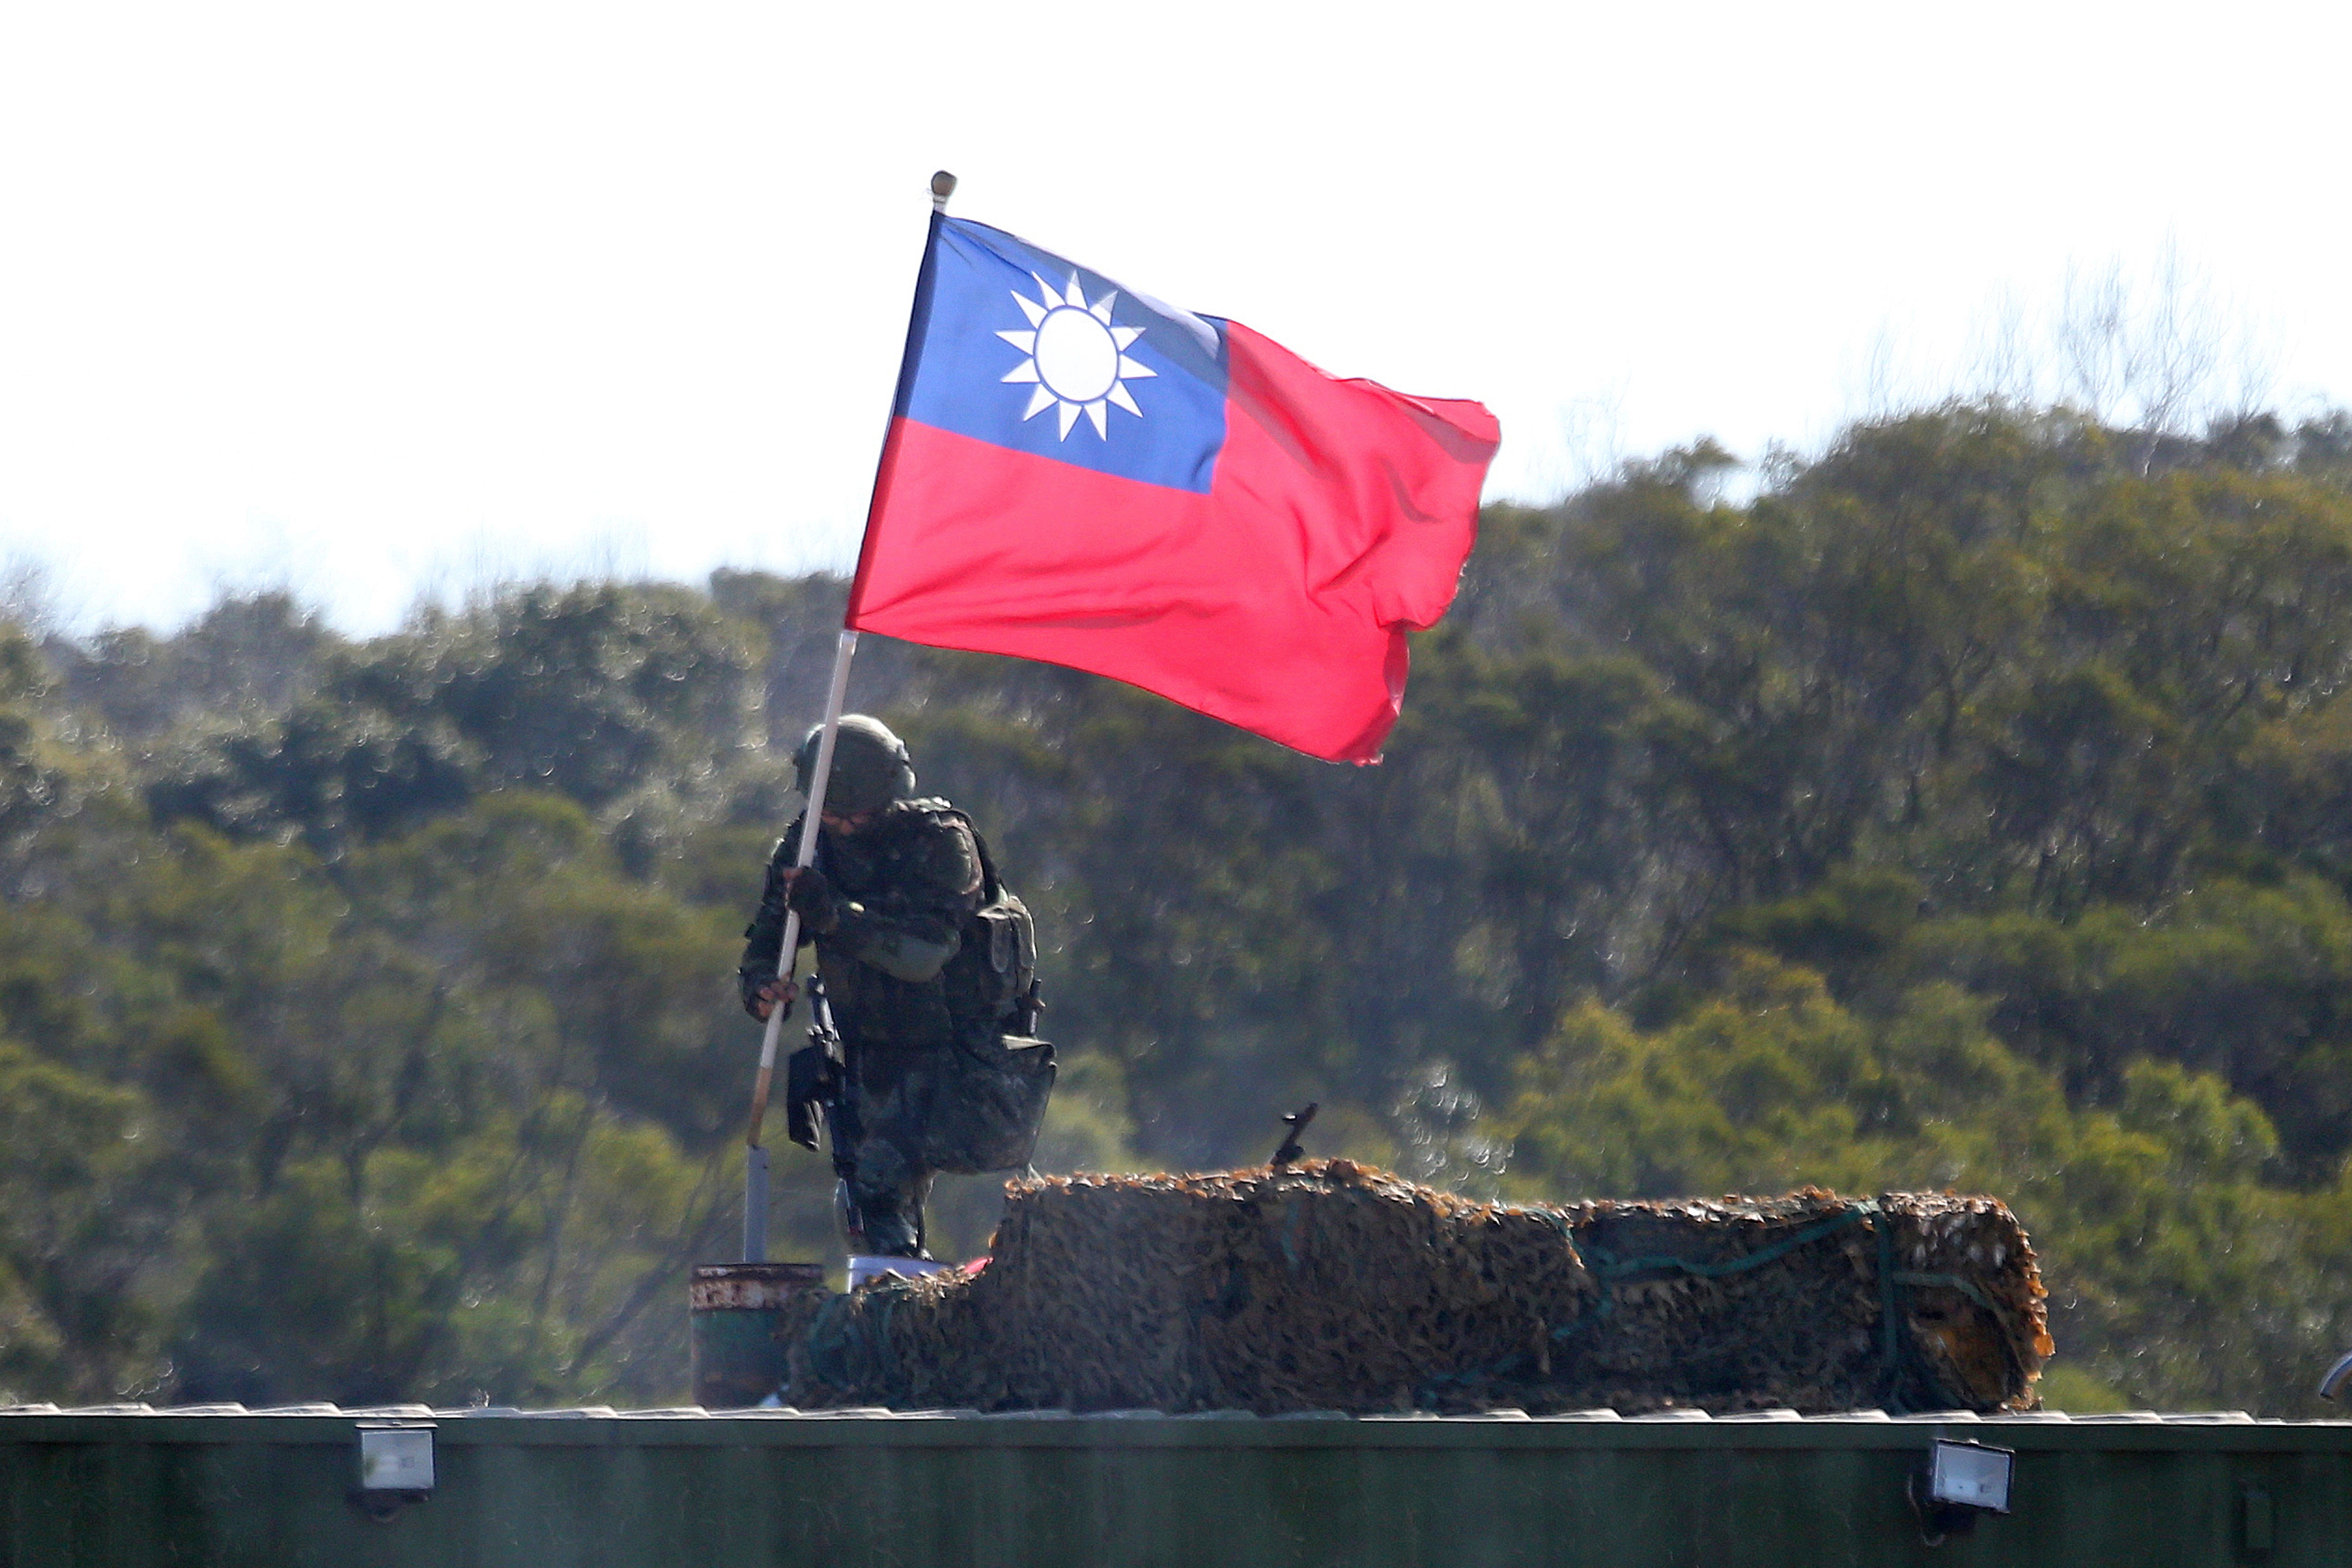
[997,273,1156,440]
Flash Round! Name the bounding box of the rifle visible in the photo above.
[784,974,846,1153]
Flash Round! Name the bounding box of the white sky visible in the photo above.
[3,0,2348,633]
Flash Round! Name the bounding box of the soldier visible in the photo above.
[739,714,1045,1259]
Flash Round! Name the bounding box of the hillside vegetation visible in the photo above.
[5,403,2352,1413]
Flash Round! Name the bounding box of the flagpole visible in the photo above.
[740,169,957,1263]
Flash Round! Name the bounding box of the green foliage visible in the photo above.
[0,791,814,1406]
[7,400,2352,1411]
[0,1041,152,1401]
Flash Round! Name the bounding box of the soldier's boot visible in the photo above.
[854,1190,926,1258]
[851,1138,933,1258]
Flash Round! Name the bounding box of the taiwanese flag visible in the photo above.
[848,214,1500,763]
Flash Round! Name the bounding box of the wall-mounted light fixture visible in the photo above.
[1909,1437,2014,1544]
[349,1422,436,1523]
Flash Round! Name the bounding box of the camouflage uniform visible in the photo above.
[739,729,989,1258]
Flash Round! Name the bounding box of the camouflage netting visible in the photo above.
[780,1161,2051,1416]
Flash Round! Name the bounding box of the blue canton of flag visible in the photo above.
[893,218,1230,495]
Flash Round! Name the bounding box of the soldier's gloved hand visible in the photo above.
[742,973,796,1022]
[783,866,843,934]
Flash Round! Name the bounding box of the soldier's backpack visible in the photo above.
[923,808,1056,1175]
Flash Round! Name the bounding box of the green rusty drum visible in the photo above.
[688,1262,824,1409]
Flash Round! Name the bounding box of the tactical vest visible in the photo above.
[944,806,1037,1029]
[888,803,1054,1174]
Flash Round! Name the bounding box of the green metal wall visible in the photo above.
[0,1408,2340,1567]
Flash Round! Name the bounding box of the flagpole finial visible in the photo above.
[930,171,958,212]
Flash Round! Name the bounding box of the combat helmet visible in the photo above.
[795,714,916,815]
